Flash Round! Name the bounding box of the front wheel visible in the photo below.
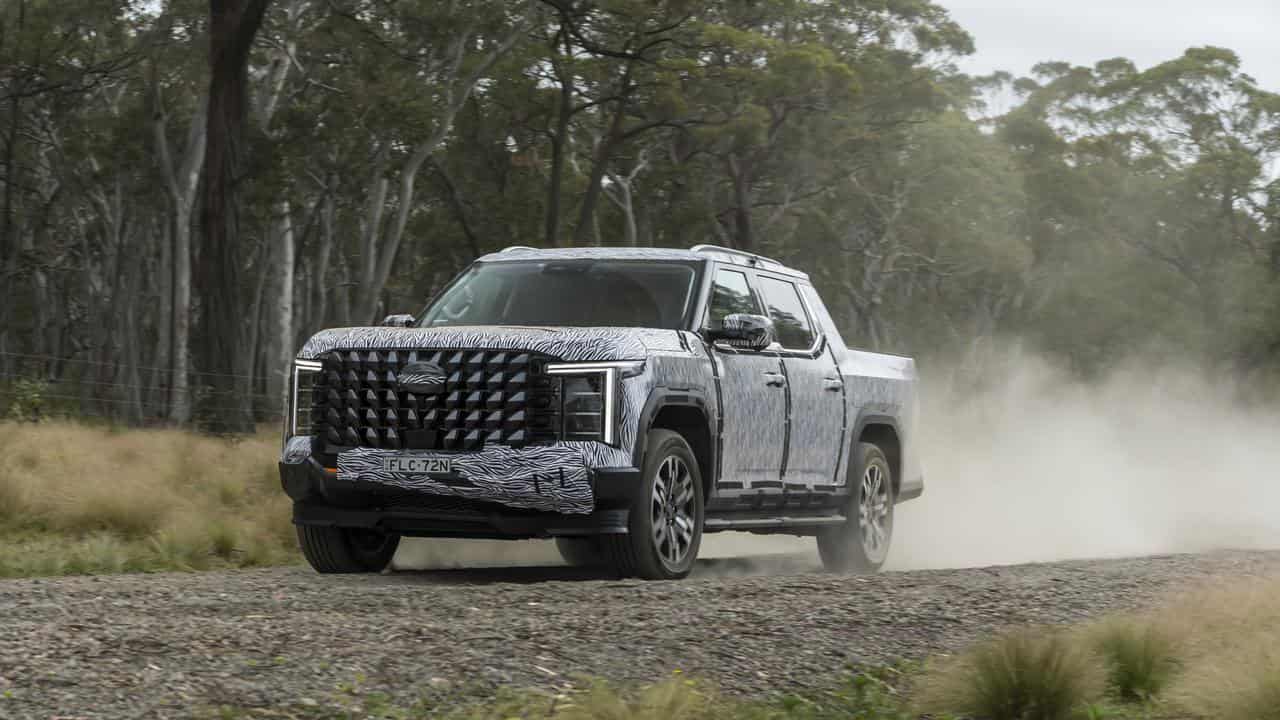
[817,442,894,573]
[296,525,400,573]
[601,429,704,580]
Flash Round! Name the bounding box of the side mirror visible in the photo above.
[380,313,417,327]
[705,313,774,351]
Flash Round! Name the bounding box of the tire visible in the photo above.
[555,537,604,567]
[601,429,704,580]
[296,525,400,574]
[817,442,894,573]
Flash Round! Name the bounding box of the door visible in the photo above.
[755,274,845,488]
[705,267,786,489]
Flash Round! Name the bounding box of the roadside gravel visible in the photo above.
[2,550,1279,719]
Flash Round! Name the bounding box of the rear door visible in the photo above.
[705,267,787,490]
[755,274,845,489]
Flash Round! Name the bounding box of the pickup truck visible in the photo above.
[280,245,923,580]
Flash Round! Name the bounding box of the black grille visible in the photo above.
[309,348,560,453]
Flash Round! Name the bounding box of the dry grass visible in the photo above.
[914,629,1104,720]
[913,576,1280,719]
[0,421,296,576]
[1159,577,1280,720]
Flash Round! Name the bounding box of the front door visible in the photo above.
[705,267,786,489]
[716,351,787,488]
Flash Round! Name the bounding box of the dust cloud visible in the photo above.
[892,353,1280,569]
[393,353,1280,574]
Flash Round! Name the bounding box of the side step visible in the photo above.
[704,515,846,531]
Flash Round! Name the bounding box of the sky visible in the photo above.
[938,0,1280,91]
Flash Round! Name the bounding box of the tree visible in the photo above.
[197,0,271,432]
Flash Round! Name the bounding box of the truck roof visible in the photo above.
[477,245,809,280]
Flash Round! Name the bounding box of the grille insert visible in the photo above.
[310,348,559,453]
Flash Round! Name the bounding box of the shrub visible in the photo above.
[917,629,1101,720]
[5,378,48,421]
[1092,619,1179,702]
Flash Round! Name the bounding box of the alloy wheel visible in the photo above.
[650,455,696,569]
[859,462,891,563]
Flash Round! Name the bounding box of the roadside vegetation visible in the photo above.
[0,421,295,577]
[204,577,1280,720]
[913,576,1280,720]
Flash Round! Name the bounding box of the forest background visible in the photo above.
[3,0,1278,430]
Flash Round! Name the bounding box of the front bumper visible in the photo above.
[279,436,641,539]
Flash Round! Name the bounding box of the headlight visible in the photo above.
[545,361,642,446]
[288,359,323,438]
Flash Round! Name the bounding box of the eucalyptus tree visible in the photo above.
[669,0,973,252]
[0,0,141,375]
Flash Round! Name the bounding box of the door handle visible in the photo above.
[763,372,786,388]
[823,377,843,392]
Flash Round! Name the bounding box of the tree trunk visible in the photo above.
[545,24,573,247]
[0,1,26,376]
[355,148,390,320]
[265,200,294,411]
[154,92,207,424]
[333,250,351,327]
[245,238,271,417]
[310,180,335,330]
[728,154,754,251]
[155,214,173,416]
[170,200,195,422]
[572,66,633,247]
[198,0,270,433]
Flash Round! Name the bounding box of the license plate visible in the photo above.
[383,457,453,474]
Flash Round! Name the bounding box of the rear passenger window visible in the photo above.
[757,276,815,350]
[706,269,761,328]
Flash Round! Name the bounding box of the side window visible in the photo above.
[757,276,815,350]
[706,269,761,328]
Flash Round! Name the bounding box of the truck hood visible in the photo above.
[297,325,689,362]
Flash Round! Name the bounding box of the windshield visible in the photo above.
[420,260,701,329]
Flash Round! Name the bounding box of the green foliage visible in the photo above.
[4,379,48,422]
[742,670,913,720]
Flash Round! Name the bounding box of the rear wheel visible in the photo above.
[296,525,400,573]
[817,442,894,573]
[601,429,704,580]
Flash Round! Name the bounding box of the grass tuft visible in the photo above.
[1091,619,1179,702]
[916,628,1101,720]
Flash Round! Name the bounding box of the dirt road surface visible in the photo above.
[3,550,1279,718]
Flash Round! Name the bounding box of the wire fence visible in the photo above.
[0,350,263,380]
[0,350,287,428]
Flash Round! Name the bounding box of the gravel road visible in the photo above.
[3,549,1279,719]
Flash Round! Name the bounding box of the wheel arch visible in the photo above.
[852,414,902,499]
[634,389,716,501]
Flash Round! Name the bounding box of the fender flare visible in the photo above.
[630,387,718,482]
[844,410,902,494]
